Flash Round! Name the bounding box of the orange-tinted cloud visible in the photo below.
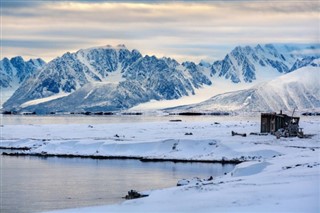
[1,0,319,62]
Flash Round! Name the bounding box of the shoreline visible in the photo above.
[1,151,243,164]
[1,119,319,212]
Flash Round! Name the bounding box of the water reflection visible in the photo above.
[1,153,235,213]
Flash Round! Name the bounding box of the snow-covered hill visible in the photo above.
[170,62,320,113]
[0,56,46,106]
[3,44,319,113]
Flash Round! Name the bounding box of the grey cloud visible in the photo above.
[33,27,191,40]
[226,0,319,13]
[2,0,317,20]
[1,39,85,49]
[0,0,246,6]
[0,1,40,8]
[1,0,318,62]
[0,0,211,9]
[2,5,179,23]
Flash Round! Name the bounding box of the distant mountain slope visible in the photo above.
[0,56,46,106]
[210,44,318,83]
[0,56,45,88]
[289,56,319,71]
[3,45,212,113]
[170,62,320,113]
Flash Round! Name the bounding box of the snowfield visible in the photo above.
[169,66,320,113]
[1,117,319,212]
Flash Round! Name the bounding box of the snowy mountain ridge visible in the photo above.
[0,56,45,88]
[210,44,304,83]
[0,56,46,105]
[3,44,212,113]
[3,43,319,113]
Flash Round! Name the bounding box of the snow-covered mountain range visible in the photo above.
[2,44,320,113]
[3,45,211,113]
[169,59,320,113]
[0,56,46,105]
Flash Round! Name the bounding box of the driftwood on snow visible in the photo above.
[231,131,246,137]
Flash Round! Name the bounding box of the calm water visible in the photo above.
[0,151,235,213]
[1,114,241,212]
[0,114,256,125]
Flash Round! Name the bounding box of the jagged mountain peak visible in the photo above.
[182,61,197,70]
[254,44,264,51]
[232,45,253,53]
[116,44,127,49]
[1,56,46,85]
[3,43,319,113]
[198,60,211,68]
[3,45,212,113]
[210,43,307,83]
[162,57,180,68]
[10,56,24,63]
[290,56,320,71]
[0,56,46,106]
[264,43,277,51]
[27,58,46,67]
[79,44,132,52]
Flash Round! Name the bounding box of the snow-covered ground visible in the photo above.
[1,117,319,212]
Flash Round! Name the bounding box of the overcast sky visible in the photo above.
[1,0,319,63]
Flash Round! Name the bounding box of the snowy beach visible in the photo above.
[1,116,319,212]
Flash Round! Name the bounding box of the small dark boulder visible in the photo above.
[169,119,182,122]
[124,190,148,200]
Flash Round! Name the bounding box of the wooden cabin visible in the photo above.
[260,111,300,134]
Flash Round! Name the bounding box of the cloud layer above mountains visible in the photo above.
[1,0,319,62]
